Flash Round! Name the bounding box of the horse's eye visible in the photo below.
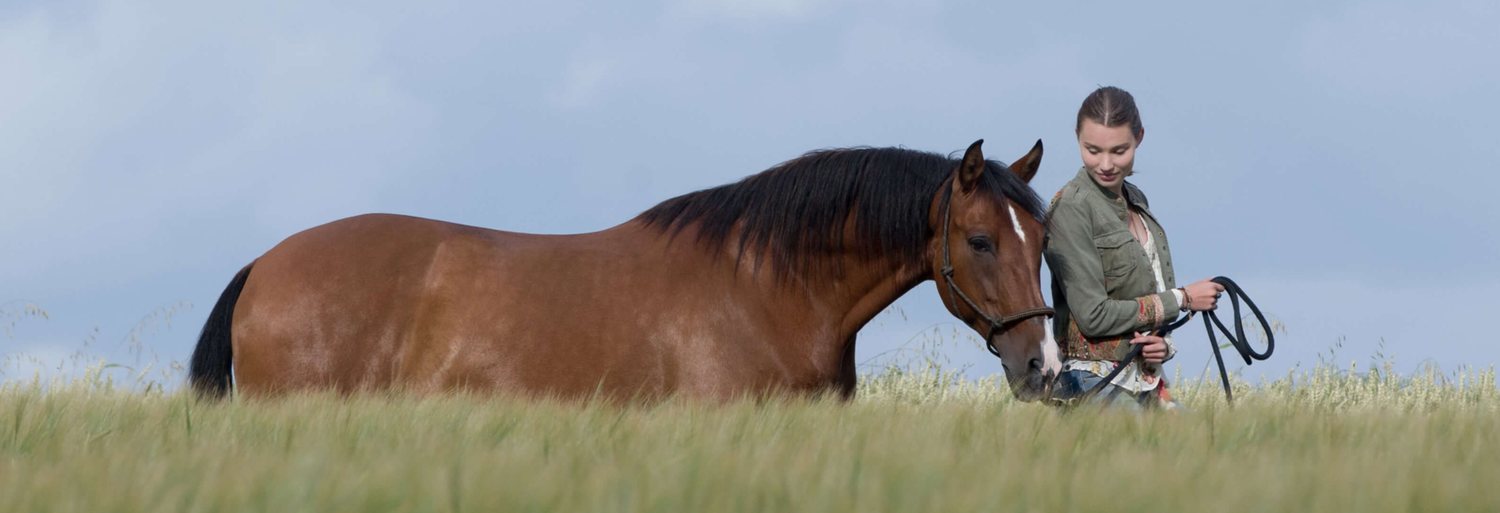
[968,236,994,254]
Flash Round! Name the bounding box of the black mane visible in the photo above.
[637,146,1045,279]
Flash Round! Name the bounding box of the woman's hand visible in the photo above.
[1181,279,1226,312]
[1131,332,1170,364]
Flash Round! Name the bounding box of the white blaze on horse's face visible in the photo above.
[994,195,1057,401]
[934,139,1055,401]
[1008,205,1027,245]
[1041,318,1061,375]
[991,317,1053,398]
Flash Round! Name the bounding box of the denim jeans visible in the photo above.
[1052,369,1163,411]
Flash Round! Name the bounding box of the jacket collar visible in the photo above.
[1072,167,1145,221]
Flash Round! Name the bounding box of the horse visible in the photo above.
[188,139,1061,402]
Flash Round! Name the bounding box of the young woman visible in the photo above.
[1044,86,1224,409]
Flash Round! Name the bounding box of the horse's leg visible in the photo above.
[836,334,858,400]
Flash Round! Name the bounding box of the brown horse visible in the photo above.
[189,139,1060,401]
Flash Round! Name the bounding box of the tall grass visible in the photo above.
[4,303,1495,511]
[1,302,186,392]
[2,356,1497,513]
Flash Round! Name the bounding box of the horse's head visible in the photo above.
[929,139,1060,402]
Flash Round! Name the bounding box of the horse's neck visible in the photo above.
[618,219,929,336]
[756,249,930,340]
[834,262,924,339]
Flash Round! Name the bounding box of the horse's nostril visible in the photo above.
[1028,357,1042,371]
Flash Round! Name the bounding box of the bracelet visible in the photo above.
[1179,288,1191,311]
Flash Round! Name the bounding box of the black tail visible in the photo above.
[189,262,255,399]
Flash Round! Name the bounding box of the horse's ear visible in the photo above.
[1008,139,1044,184]
[957,139,985,193]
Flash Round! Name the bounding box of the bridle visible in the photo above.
[937,180,1054,358]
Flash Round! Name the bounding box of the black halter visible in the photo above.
[937,180,1054,358]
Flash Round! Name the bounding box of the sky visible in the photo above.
[3,0,1497,387]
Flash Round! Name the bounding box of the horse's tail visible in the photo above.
[189,262,255,399]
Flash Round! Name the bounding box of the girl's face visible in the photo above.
[1076,119,1141,192]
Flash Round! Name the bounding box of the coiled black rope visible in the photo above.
[1078,276,1273,406]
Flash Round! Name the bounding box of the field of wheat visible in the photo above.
[2,357,1497,513]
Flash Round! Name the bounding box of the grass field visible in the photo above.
[3,359,1498,513]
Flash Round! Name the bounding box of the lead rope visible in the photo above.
[1076,276,1273,406]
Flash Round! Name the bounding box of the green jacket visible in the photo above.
[1044,168,1181,361]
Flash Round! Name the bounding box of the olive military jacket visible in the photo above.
[1044,168,1181,361]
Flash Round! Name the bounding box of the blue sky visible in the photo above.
[3,0,1497,385]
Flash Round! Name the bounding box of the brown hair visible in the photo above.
[1075,86,1143,137]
